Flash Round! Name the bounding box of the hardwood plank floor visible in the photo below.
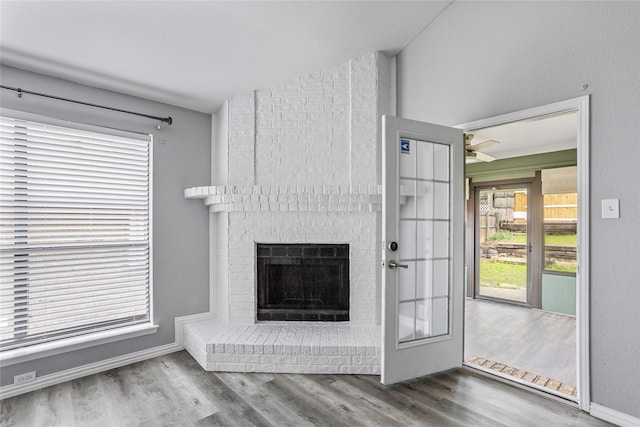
[0,351,612,427]
[465,298,576,386]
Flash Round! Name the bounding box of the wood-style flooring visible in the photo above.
[0,351,611,426]
[465,298,576,387]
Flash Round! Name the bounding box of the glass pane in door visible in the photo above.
[398,139,451,343]
[544,192,578,274]
[478,188,528,303]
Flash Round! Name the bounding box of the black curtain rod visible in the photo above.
[0,85,173,125]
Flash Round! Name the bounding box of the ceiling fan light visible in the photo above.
[465,150,496,163]
[474,151,496,162]
[465,151,479,164]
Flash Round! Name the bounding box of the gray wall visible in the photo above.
[0,65,211,386]
[397,1,640,418]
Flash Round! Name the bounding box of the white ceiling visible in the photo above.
[466,112,578,161]
[0,1,451,114]
[0,1,576,158]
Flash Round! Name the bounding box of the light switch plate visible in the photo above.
[601,199,620,219]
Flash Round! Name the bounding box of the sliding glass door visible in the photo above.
[476,186,530,304]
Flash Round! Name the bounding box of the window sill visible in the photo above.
[0,323,159,367]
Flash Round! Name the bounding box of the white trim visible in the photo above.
[390,55,397,117]
[209,200,217,319]
[1,300,215,398]
[455,97,587,132]
[174,312,215,347]
[456,95,591,411]
[0,323,158,367]
[149,132,155,329]
[0,341,180,400]
[590,403,640,427]
[575,96,591,412]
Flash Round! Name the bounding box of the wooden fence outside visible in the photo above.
[514,193,577,222]
[480,192,577,242]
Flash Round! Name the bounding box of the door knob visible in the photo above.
[388,260,408,269]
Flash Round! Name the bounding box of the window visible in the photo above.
[543,192,578,274]
[541,167,578,274]
[0,111,153,355]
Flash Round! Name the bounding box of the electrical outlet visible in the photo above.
[14,371,36,385]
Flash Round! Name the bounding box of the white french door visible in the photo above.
[381,115,465,384]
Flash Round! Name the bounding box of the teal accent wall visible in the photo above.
[542,273,576,316]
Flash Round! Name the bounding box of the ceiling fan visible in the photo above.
[465,134,500,163]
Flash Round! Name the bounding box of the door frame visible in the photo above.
[456,95,590,410]
[470,178,541,308]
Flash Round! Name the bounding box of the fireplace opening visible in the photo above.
[257,244,349,321]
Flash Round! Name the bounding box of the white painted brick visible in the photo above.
[256,104,273,113]
[275,104,302,112]
[273,355,297,364]
[352,356,380,365]
[295,355,327,365]
[209,53,388,331]
[207,353,237,363]
[257,96,281,106]
[245,364,279,373]
[299,89,324,98]
[235,354,270,364]
[214,363,247,372]
[339,365,377,375]
[307,365,341,374]
[325,356,353,365]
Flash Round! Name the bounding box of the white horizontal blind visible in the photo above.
[0,113,151,351]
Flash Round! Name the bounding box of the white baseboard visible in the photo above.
[1,311,216,400]
[174,311,215,347]
[0,341,182,400]
[590,403,640,427]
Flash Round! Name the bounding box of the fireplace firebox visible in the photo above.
[256,244,349,321]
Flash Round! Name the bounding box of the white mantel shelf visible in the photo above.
[184,185,383,213]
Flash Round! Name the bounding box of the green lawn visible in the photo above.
[479,259,527,288]
[546,262,577,273]
[480,254,577,281]
[545,234,577,245]
[482,232,578,280]
[489,232,577,246]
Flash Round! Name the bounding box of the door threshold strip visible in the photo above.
[465,355,576,397]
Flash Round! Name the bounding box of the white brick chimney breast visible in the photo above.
[183,52,392,374]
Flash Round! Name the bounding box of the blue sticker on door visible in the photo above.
[401,139,410,154]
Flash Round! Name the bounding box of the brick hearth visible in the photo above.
[184,320,380,375]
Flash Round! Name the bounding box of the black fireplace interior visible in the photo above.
[257,244,349,321]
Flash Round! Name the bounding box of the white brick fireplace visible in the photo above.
[182,52,392,374]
